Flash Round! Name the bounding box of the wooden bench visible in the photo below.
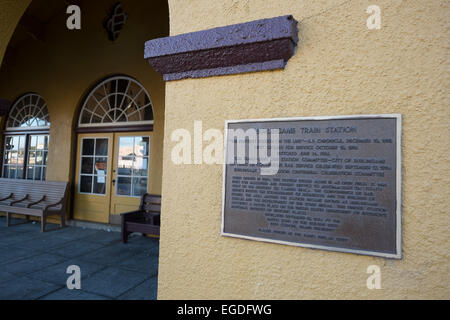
[0,178,69,232]
[121,193,161,243]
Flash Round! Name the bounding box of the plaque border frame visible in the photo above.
[221,114,402,259]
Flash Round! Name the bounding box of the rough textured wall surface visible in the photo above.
[0,0,30,66]
[0,0,31,148]
[159,0,450,299]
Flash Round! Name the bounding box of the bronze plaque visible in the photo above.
[222,115,402,258]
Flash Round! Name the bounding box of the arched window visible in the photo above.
[78,76,154,129]
[2,93,50,181]
[6,93,50,129]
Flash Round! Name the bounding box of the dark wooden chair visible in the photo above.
[121,193,161,243]
[0,178,69,232]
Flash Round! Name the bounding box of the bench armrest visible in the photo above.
[44,197,64,211]
[0,193,13,202]
[121,210,143,216]
[121,210,144,222]
[145,212,161,225]
[10,195,29,206]
[27,195,46,208]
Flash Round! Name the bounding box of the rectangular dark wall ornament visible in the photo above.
[0,99,11,116]
[144,15,298,81]
[222,115,402,259]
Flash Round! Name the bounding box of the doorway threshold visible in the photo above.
[67,220,121,233]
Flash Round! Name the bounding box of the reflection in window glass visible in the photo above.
[132,178,148,197]
[25,135,49,181]
[95,139,108,156]
[117,177,132,196]
[116,136,150,198]
[2,135,26,179]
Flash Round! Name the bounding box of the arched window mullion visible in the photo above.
[119,79,131,111]
[127,102,152,120]
[102,85,114,120]
[78,76,154,129]
[93,94,113,121]
[6,94,50,130]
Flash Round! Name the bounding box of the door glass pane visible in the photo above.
[95,139,108,156]
[118,157,133,175]
[135,137,149,156]
[116,136,150,197]
[93,176,106,194]
[118,137,134,157]
[133,157,148,177]
[132,178,148,197]
[82,139,95,156]
[117,177,131,196]
[80,175,93,193]
[81,157,94,174]
[94,157,108,173]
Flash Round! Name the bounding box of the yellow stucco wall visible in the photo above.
[0,0,31,67]
[0,0,448,300]
[158,0,450,299]
[0,0,31,154]
[0,1,168,201]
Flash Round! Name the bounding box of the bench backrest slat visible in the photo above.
[0,178,68,204]
[140,194,161,214]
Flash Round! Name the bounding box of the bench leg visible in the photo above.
[60,212,66,229]
[121,221,130,244]
[6,212,10,227]
[41,215,46,233]
[121,216,128,243]
[122,230,130,244]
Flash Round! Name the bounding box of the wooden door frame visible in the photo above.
[109,131,151,225]
[70,126,153,221]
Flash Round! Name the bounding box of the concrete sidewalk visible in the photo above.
[0,216,159,300]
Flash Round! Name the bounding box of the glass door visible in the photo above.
[73,133,113,223]
[109,132,150,221]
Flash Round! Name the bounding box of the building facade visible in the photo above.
[0,0,449,299]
